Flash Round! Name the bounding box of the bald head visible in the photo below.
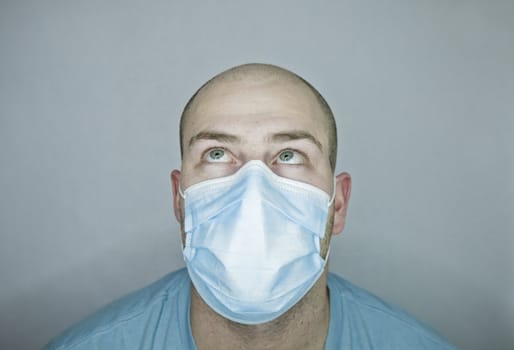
[179,63,338,171]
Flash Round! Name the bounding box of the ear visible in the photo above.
[331,172,352,235]
[170,170,183,222]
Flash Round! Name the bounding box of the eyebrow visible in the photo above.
[188,130,323,151]
[270,131,323,151]
[188,131,241,148]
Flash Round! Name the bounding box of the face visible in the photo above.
[172,74,351,254]
[182,77,333,191]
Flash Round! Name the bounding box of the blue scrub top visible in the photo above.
[43,268,456,350]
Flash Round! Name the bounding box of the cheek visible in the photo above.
[302,157,334,194]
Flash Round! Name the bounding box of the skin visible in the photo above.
[171,64,352,350]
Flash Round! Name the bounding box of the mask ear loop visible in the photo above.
[322,177,336,263]
[323,245,331,263]
[178,185,188,252]
[178,185,186,199]
[328,177,337,207]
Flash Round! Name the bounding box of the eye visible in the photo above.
[276,149,305,164]
[205,148,231,163]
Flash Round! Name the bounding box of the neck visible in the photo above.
[190,269,331,350]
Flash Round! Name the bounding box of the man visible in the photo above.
[43,63,455,349]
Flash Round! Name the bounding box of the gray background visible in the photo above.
[1,1,513,349]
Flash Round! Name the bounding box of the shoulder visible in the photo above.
[327,273,456,349]
[42,268,191,350]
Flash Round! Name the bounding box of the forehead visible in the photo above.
[182,77,329,147]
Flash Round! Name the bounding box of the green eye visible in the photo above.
[277,150,304,164]
[206,148,230,162]
[279,150,295,162]
[209,149,225,160]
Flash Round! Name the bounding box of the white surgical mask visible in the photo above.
[180,160,334,324]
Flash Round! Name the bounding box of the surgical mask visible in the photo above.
[179,160,334,324]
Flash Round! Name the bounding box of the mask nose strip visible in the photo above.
[179,161,334,206]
